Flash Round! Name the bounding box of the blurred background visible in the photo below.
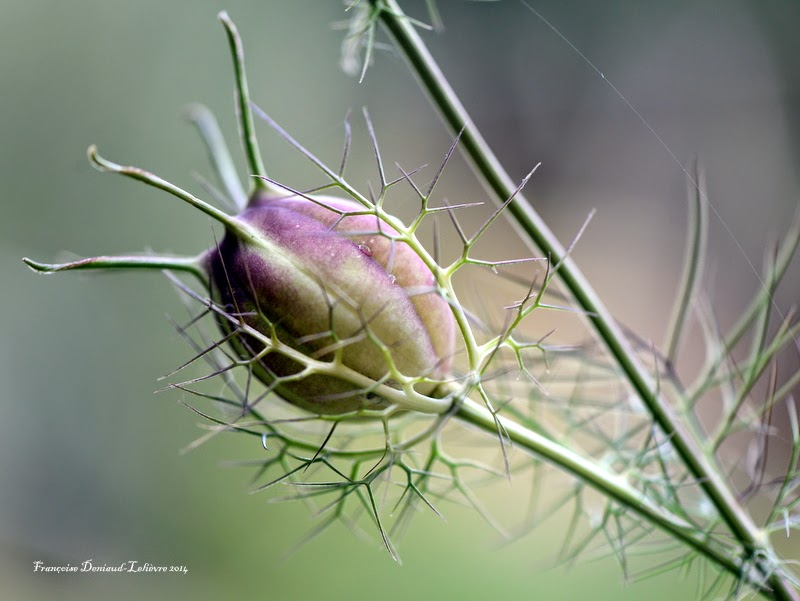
[1,1,798,599]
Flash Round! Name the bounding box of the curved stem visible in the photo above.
[687,217,800,404]
[371,2,797,599]
[88,145,238,230]
[23,255,208,287]
[218,11,270,194]
[664,157,708,363]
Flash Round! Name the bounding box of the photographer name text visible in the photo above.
[33,560,188,574]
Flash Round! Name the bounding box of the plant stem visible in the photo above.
[218,11,269,193]
[22,255,206,283]
[371,2,797,598]
[454,398,748,581]
[664,157,707,363]
[88,146,238,231]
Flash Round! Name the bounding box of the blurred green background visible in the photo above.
[2,1,798,600]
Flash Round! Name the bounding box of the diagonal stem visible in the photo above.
[454,397,751,588]
[369,2,798,599]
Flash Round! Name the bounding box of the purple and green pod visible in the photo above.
[205,192,455,414]
[24,12,456,416]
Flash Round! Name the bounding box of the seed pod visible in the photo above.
[205,191,455,414]
[22,12,457,416]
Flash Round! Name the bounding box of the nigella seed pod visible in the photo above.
[22,12,457,417]
[205,192,455,414]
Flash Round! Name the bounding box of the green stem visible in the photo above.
[454,398,750,586]
[88,145,238,230]
[371,2,797,599]
[687,217,800,404]
[664,157,707,363]
[218,11,269,194]
[23,254,206,284]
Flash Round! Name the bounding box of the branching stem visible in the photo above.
[370,2,798,598]
[454,397,745,583]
